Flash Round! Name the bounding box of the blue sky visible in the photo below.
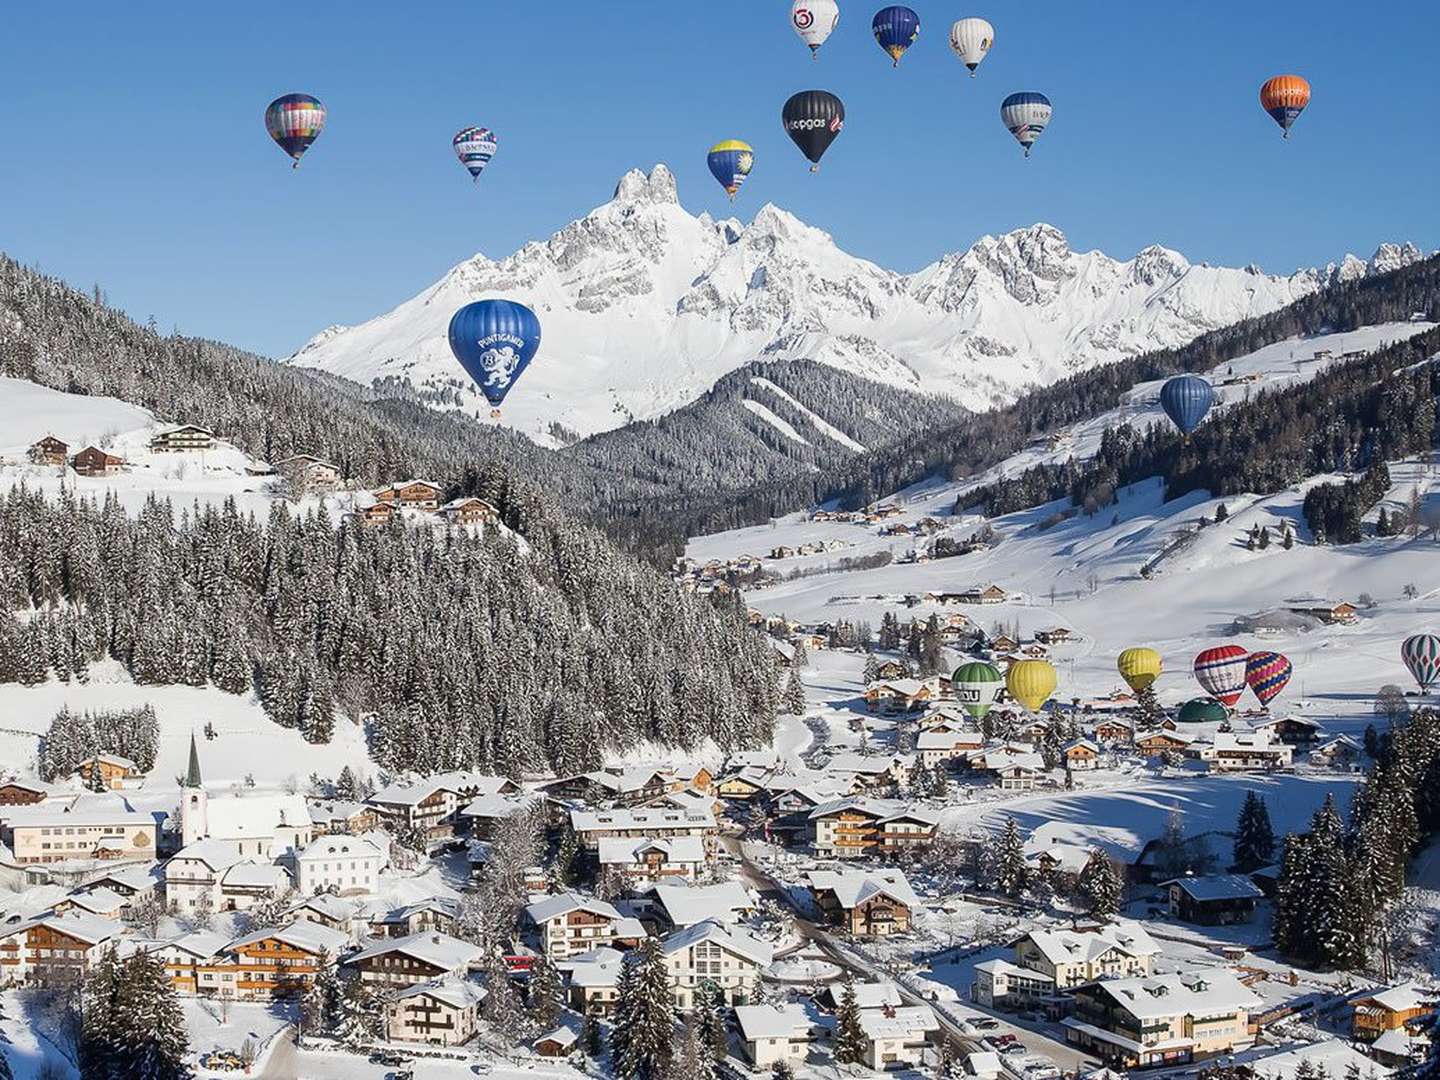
[3,3,1436,358]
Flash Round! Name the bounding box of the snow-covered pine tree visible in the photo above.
[335,973,384,1048]
[783,671,806,715]
[301,954,344,1038]
[482,954,530,1046]
[694,982,727,1062]
[1135,685,1164,729]
[833,972,867,1066]
[994,817,1029,898]
[1078,850,1122,918]
[615,937,675,1080]
[80,947,125,1078]
[528,953,564,1030]
[116,950,190,1080]
[333,766,358,801]
[1232,791,1276,872]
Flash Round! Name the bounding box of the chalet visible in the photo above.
[1062,970,1262,1068]
[1,806,157,865]
[981,749,1047,791]
[806,868,919,937]
[961,584,1009,605]
[823,752,908,788]
[1035,627,1079,645]
[808,798,938,858]
[149,424,215,453]
[568,807,717,855]
[1135,729,1193,756]
[149,930,230,995]
[1251,715,1323,745]
[661,918,773,1008]
[438,496,499,527]
[714,767,773,801]
[865,503,904,521]
[458,793,538,840]
[864,678,935,715]
[197,922,352,1001]
[534,1022,580,1058]
[1013,922,1160,989]
[356,501,395,525]
[345,931,482,992]
[649,881,754,929]
[972,958,1057,1009]
[597,836,705,885]
[734,1003,820,1069]
[1310,734,1364,767]
[987,634,1019,653]
[165,839,289,913]
[28,436,68,466]
[1284,598,1359,626]
[858,1005,939,1071]
[373,479,445,511]
[306,799,378,836]
[559,948,624,1016]
[1201,731,1293,772]
[385,977,486,1046]
[525,893,634,959]
[367,898,461,940]
[19,913,124,986]
[768,545,796,559]
[874,660,910,680]
[88,862,163,901]
[367,772,517,846]
[1162,875,1264,926]
[1026,843,1093,884]
[283,894,358,936]
[274,454,341,492]
[71,447,125,477]
[1351,982,1436,1045]
[0,779,51,806]
[1063,739,1102,771]
[1020,643,1051,659]
[915,729,984,769]
[815,981,904,1013]
[73,754,142,789]
[1093,717,1135,744]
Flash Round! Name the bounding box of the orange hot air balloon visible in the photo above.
[1260,75,1311,138]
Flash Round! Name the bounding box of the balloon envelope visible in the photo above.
[792,0,840,55]
[1000,92,1051,156]
[447,300,542,409]
[265,93,326,166]
[1177,698,1228,724]
[1261,75,1311,137]
[872,5,920,65]
[1006,659,1057,713]
[1402,633,1440,691]
[707,140,754,200]
[1245,651,1292,706]
[783,90,845,168]
[1117,648,1162,692]
[453,127,498,182]
[1160,375,1215,435]
[953,661,1005,720]
[1194,645,1249,707]
[949,17,994,74]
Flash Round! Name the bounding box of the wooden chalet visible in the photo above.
[74,754,142,789]
[0,779,49,806]
[438,496,499,526]
[28,435,68,466]
[149,424,215,453]
[71,446,125,476]
[374,480,444,511]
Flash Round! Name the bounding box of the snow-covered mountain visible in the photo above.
[288,164,1423,446]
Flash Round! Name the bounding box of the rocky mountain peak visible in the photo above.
[612,164,679,206]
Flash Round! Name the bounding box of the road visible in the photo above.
[729,838,1099,1075]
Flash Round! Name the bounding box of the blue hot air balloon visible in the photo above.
[447,300,542,411]
[1159,374,1215,435]
[872,5,920,66]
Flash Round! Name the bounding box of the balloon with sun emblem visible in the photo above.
[707,140,755,201]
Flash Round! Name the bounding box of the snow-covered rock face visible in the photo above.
[288,164,1419,446]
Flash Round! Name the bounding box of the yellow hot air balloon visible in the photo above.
[1117,647,1162,692]
[1006,659,1057,713]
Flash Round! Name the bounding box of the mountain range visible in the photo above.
[288,164,1424,447]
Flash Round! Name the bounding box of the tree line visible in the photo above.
[38,704,159,782]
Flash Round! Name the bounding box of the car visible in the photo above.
[471,1065,494,1077]
[1002,1043,1028,1055]
[373,1053,411,1067]
[972,1018,1000,1030]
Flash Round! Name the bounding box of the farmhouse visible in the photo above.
[1162,875,1265,926]
[806,868,919,937]
[385,977,486,1046]
[374,480,445,510]
[438,496,499,526]
[149,424,215,452]
[0,779,53,806]
[1284,598,1359,626]
[28,436,68,466]
[274,454,342,492]
[1201,731,1293,772]
[71,447,126,476]
[345,932,483,991]
[73,754,142,789]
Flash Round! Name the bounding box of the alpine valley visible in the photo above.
[289,164,1424,447]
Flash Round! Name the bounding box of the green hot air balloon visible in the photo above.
[953,661,1005,721]
[1177,698,1228,725]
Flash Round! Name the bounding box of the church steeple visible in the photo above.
[184,732,203,789]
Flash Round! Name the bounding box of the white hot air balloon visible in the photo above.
[792,0,840,59]
[1000,91,1052,156]
[949,17,994,76]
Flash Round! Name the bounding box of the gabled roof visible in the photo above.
[387,975,487,1009]
[525,892,620,925]
[205,793,310,840]
[156,929,230,961]
[168,839,247,873]
[569,807,716,832]
[807,868,921,911]
[230,920,351,957]
[221,862,293,890]
[597,835,705,867]
[1089,970,1262,1020]
[1358,981,1432,1013]
[661,919,773,967]
[734,1003,817,1042]
[295,835,383,862]
[652,881,753,927]
[63,887,128,914]
[36,912,122,945]
[1161,874,1264,902]
[857,1004,938,1039]
[1022,921,1160,966]
[345,930,481,971]
[283,893,357,921]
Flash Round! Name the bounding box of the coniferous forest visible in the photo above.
[0,483,778,777]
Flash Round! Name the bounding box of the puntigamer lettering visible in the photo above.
[476,333,524,349]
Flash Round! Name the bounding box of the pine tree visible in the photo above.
[335,974,384,1048]
[994,817,1029,898]
[1258,525,1271,549]
[613,937,675,1080]
[1214,503,1229,523]
[301,954,344,1037]
[1135,685,1164,729]
[119,950,190,1079]
[581,1009,602,1057]
[694,983,727,1063]
[1281,522,1294,549]
[1078,850,1122,918]
[528,953,564,1030]
[334,765,358,801]
[862,654,881,685]
[81,947,125,1078]
[833,972,867,1066]
[783,670,806,715]
[1232,791,1276,872]
[772,1063,796,1080]
[86,757,107,793]
[482,954,530,1046]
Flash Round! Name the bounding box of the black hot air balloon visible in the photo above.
[782,90,845,172]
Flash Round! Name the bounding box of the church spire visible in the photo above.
[184,732,203,789]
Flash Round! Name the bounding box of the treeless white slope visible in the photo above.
[289,164,1423,446]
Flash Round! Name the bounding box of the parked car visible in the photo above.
[972,1018,1000,1031]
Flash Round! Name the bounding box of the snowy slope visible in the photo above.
[687,324,1440,725]
[288,164,1425,447]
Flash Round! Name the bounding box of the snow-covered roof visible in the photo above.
[734,1003,815,1041]
[916,730,982,751]
[1359,981,1432,1014]
[965,1050,1003,1077]
[36,912,122,945]
[1089,970,1261,1020]
[569,806,716,832]
[64,887,128,913]
[652,881,753,927]
[525,892,621,925]
[221,861,293,890]
[1025,843,1092,875]
[156,930,230,960]
[204,792,310,841]
[168,839,248,873]
[1022,921,1160,966]
[1162,874,1264,902]
[295,835,383,863]
[824,752,901,775]
[370,771,512,807]
[230,920,351,957]
[3,806,155,829]
[1249,1039,1392,1080]
[661,919,773,967]
[345,930,481,971]
[806,868,921,911]
[806,796,937,826]
[460,793,537,820]
[283,893,357,921]
[597,835,705,867]
[387,976,487,1009]
[974,958,1055,984]
[857,1004,938,1040]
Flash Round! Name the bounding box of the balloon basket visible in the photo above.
[490,409,501,420]
[809,164,819,174]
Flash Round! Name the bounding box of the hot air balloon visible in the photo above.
[872,6,920,67]
[1000,92,1051,157]
[1159,374,1215,435]
[1006,659,1057,713]
[783,91,845,171]
[1402,633,1440,692]
[949,17,994,76]
[453,127,498,183]
[707,140,754,201]
[265,93,326,168]
[1245,651,1292,707]
[1118,648,1163,693]
[1177,698,1228,725]
[447,300,541,413]
[1193,645,1249,707]
[792,0,840,58]
[1260,75,1311,139]
[953,661,1005,721]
